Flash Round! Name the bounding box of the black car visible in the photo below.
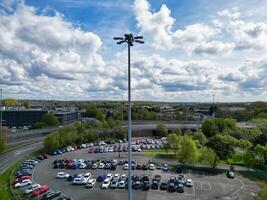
[67,174,77,182]
[160,182,168,190]
[142,175,149,182]
[168,182,177,192]
[151,180,159,190]
[177,183,185,193]
[136,164,142,170]
[42,190,61,200]
[142,181,150,191]
[134,181,142,189]
[110,164,117,171]
[142,164,149,170]
[153,175,161,183]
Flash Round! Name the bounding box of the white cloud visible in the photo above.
[218,8,240,19]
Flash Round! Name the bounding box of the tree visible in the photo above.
[237,139,252,151]
[33,122,47,129]
[23,100,30,108]
[202,119,218,138]
[199,147,216,167]
[254,132,267,146]
[41,113,59,126]
[162,142,170,158]
[178,136,198,165]
[96,109,104,121]
[193,130,207,145]
[83,104,98,118]
[44,133,60,151]
[2,98,18,106]
[156,124,168,136]
[167,133,180,155]
[206,134,237,160]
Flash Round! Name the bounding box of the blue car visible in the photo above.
[97,173,106,182]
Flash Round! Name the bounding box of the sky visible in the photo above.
[1,0,267,102]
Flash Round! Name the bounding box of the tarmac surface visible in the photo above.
[32,147,260,200]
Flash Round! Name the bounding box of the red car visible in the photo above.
[32,185,49,197]
[42,153,49,159]
[72,145,78,150]
[13,176,31,184]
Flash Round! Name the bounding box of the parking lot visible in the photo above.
[32,143,261,200]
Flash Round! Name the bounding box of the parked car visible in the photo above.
[142,181,150,191]
[14,179,32,188]
[42,190,61,200]
[123,163,129,170]
[97,173,106,182]
[149,164,155,170]
[227,171,235,179]
[185,179,193,187]
[56,172,69,179]
[23,184,41,195]
[160,182,168,190]
[13,176,31,185]
[162,163,169,172]
[32,185,49,197]
[177,183,185,193]
[101,178,111,189]
[151,180,159,190]
[110,180,118,189]
[86,179,96,188]
[118,180,126,189]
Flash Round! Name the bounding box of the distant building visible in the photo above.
[1,107,81,127]
[1,109,47,127]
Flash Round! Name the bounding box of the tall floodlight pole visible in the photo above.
[212,94,215,118]
[113,34,144,200]
[0,88,2,138]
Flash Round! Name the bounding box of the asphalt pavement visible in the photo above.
[0,141,43,174]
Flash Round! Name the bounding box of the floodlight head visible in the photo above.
[113,37,124,40]
[117,40,125,45]
[134,36,143,40]
[135,40,144,44]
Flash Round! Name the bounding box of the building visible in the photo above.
[1,109,47,127]
[53,111,81,125]
[1,107,81,127]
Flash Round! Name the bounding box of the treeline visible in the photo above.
[162,118,267,169]
[44,120,126,152]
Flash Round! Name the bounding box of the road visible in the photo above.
[0,142,43,174]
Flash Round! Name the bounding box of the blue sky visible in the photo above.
[1,0,267,102]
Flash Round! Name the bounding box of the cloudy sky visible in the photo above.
[1,0,267,102]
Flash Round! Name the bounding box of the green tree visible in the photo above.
[202,119,218,138]
[33,122,47,129]
[96,109,104,121]
[0,136,6,153]
[178,136,198,165]
[41,113,59,126]
[44,133,60,151]
[2,98,18,106]
[156,124,168,137]
[199,147,216,167]
[206,134,237,160]
[83,104,98,118]
[193,130,208,145]
[167,133,180,155]
[23,100,30,108]
[237,139,252,150]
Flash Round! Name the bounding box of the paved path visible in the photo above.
[0,142,43,174]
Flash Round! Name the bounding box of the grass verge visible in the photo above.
[144,153,176,159]
[144,148,171,153]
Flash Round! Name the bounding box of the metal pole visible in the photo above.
[212,94,215,118]
[127,42,132,200]
[0,88,2,138]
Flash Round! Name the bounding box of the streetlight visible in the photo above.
[113,34,144,200]
[0,88,2,138]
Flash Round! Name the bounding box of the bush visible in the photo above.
[33,122,47,129]
[41,113,59,126]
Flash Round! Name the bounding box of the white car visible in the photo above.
[108,148,113,152]
[120,174,127,181]
[79,163,86,169]
[107,173,113,180]
[88,143,94,147]
[149,164,155,170]
[72,177,84,185]
[98,163,105,169]
[15,179,32,188]
[86,179,96,188]
[56,172,69,179]
[92,163,98,169]
[118,180,126,189]
[137,148,142,152]
[101,178,111,189]
[113,174,120,181]
[123,163,128,170]
[82,173,91,184]
[77,159,85,163]
[23,183,40,195]
[185,179,193,187]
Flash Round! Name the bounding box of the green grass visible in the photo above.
[144,153,176,159]
[144,148,171,153]
[256,181,267,200]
